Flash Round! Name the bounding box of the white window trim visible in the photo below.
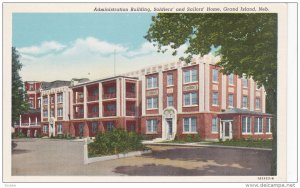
[212,69,219,83]
[228,74,234,86]
[255,98,261,110]
[183,69,198,84]
[146,76,158,89]
[242,79,248,89]
[167,95,174,107]
[212,92,219,106]
[242,116,252,135]
[146,119,157,134]
[183,92,198,106]
[57,108,63,117]
[266,118,272,134]
[182,117,198,134]
[167,74,174,86]
[147,97,158,110]
[254,117,264,134]
[211,117,218,134]
[242,96,248,109]
[228,94,234,108]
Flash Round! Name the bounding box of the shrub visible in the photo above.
[12,131,26,138]
[88,128,146,157]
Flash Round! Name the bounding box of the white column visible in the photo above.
[29,117,31,126]
[116,78,121,116]
[19,115,22,126]
[177,67,182,113]
[99,83,102,117]
[221,74,227,109]
[250,79,255,111]
[70,90,74,119]
[158,71,163,114]
[262,87,266,113]
[204,63,210,111]
[122,78,126,116]
[83,86,87,118]
[237,78,241,108]
[35,117,37,126]
[141,76,146,115]
[199,63,205,112]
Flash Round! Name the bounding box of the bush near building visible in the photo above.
[88,128,147,157]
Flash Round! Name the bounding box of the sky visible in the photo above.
[13,13,189,82]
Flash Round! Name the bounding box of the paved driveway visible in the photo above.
[12,139,272,176]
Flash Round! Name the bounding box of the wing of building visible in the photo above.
[15,54,272,141]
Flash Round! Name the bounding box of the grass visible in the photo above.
[208,139,273,149]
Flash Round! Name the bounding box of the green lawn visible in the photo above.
[208,139,273,149]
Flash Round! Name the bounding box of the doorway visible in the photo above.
[221,121,233,141]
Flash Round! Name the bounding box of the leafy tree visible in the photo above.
[145,13,277,175]
[12,47,28,127]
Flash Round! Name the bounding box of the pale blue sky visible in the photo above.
[12,13,189,81]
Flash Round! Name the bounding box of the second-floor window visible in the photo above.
[228,93,234,107]
[167,74,173,86]
[57,94,63,103]
[167,95,174,107]
[57,108,63,117]
[242,96,248,108]
[212,69,219,82]
[212,92,219,106]
[184,92,198,106]
[183,69,198,83]
[147,97,158,109]
[107,87,116,94]
[147,76,158,89]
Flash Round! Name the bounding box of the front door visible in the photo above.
[222,121,232,141]
[166,118,172,140]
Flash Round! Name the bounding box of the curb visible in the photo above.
[144,142,272,151]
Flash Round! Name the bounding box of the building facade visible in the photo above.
[18,55,272,140]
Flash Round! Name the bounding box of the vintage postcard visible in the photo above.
[2,2,295,184]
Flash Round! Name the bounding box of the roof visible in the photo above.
[41,80,71,90]
[221,108,272,116]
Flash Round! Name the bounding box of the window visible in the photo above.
[242,96,248,108]
[147,119,157,133]
[228,93,234,107]
[167,74,173,86]
[183,92,198,106]
[228,74,234,85]
[92,106,99,113]
[93,89,99,96]
[57,108,63,117]
[57,123,63,134]
[211,117,218,133]
[43,97,48,105]
[242,116,252,134]
[79,108,84,114]
[183,69,198,83]
[57,94,63,103]
[92,122,98,133]
[107,87,116,94]
[29,99,34,108]
[212,92,219,106]
[242,77,248,88]
[43,110,48,117]
[212,69,219,82]
[107,104,116,111]
[106,121,114,131]
[254,117,263,133]
[183,117,197,133]
[147,76,158,89]
[51,96,55,104]
[38,99,41,108]
[29,84,34,91]
[256,98,261,109]
[167,95,174,107]
[147,97,158,109]
[43,125,48,133]
[50,109,55,117]
[266,118,272,133]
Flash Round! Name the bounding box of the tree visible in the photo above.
[145,13,277,175]
[12,47,28,127]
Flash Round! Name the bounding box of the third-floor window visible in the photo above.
[167,74,173,86]
[183,69,197,83]
[228,74,234,85]
[147,76,158,89]
[57,94,63,103]
[212,69,219,83]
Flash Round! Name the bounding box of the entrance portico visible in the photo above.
[162,107,177,140]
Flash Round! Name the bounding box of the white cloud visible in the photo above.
[125,42,156,57]
[18,41,66,55]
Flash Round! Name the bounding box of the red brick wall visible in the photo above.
[145,72,159,115]
[226,75,238,108]
[141,115,162,139]
[209,65,222,112]
[163,69,178,110]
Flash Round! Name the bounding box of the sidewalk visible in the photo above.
[142,141,272,151]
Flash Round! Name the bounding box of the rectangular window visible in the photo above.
[57,108,63,117]
[242,116,252,134]
[228,93,234,107]
[212,69,219,82]
[50,109,55,117]
[147,119,157,133]
[107,104,116,111]
[93,89,99,96]
[256,98,261,109]
[57,123,63,134]
[228,74,234,85]
[167,95,174,107]
[147,76,158,89]
[29,84,34,91]
[43,125,48,133]
[266,118,272,133]
[43,97,48,105]
[57,94,63,103]
[254,117,263,133]
[212,92,219,106]
[242,96,248,108]
[183,69,198,83]
[211,117,218,133]
[92,106,99,113]
[43,110,48,117]
[183,117,197,133]
[167,74,173,86]
[92,122,98,133]
[147,97,158,109]
[106,121,114,131]
[51,96,55,104]
[183,92,198,106]
[107,87,116,94]
[242,77,248,88]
